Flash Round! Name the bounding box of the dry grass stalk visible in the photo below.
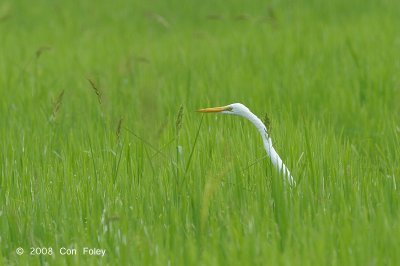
[87,78,102,104]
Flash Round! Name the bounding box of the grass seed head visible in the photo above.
[234,14,251,21]
[175,105,184,136]
[263,112,272,135]
[35,46,52,60]
[146,12,170,29]
[116,117,123,139]
[87,78,102,104]
[50,90,64,122]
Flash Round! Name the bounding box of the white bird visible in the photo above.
[197,103,295,186]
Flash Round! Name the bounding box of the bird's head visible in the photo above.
[197,103,250,117]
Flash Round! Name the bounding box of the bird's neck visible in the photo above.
[240,111,274,158]
[238,108,295,185]
[242,111,270,141]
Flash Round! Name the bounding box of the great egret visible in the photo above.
[197,103,295,186]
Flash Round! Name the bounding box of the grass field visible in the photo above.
[1,0,400,265]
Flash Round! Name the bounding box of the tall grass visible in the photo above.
[1,0,400,265]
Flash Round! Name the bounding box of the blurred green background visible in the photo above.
[1,0,400,265]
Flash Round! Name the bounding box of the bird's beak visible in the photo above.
[197,106,228,113]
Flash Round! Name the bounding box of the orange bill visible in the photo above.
[196,106,227,113]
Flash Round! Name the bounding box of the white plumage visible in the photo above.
[198,103,295,186]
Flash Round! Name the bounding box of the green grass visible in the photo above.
[1,0,400,265]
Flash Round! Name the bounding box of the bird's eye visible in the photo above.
[225,106,233,112]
